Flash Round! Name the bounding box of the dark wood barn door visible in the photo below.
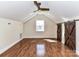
[57,23,62,42]
[65,21,76,50]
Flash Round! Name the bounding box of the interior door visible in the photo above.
[65,21,76,50]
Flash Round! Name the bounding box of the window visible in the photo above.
[36,20,44,32]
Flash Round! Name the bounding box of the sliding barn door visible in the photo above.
[57,23,62,42]
[65,21,76,50]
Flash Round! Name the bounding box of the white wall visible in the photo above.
[23,14,57,38]
[61,23,65,44]
[76,21,79,55]
[0,18,23,54]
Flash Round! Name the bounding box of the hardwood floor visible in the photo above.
[0,38,78,57]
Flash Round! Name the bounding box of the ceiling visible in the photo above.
[0,1,79,22]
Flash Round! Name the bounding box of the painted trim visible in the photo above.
[23,38,57,40]
[0,38,23,54]
[23,36,57,38]
[23,11,62,24]
[23,13,37,23]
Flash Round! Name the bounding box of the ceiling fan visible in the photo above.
[34,1,49,12]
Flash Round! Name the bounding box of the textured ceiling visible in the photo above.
[0,1,79,22]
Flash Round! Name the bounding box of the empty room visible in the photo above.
[0,0,79,57]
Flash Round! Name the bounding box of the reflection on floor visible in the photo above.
[0,38,78,57]
[36,44,45,57]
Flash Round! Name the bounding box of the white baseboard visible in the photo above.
[0,38,23,54]
[23,36,57,38]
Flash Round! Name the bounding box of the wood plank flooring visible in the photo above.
[0,38,78,57]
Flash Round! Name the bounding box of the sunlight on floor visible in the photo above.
[44,39,57,42]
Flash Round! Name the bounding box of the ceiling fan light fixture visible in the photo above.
[35,10,49,15]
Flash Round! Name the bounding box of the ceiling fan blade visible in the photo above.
[33,1,49,12]
[40,8,49,11]
[34,1,41,10]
